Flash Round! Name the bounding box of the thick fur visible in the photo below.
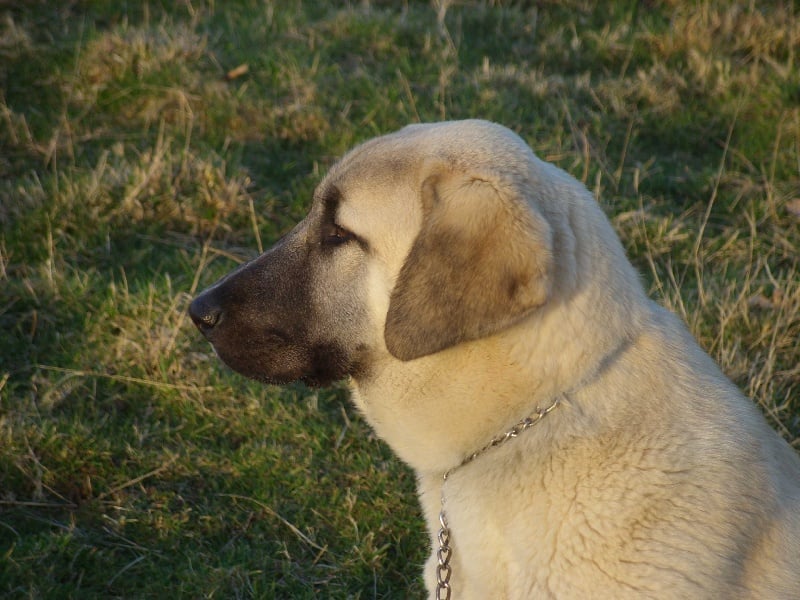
[190,120,800,599]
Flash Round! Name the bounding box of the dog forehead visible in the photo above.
[318,120,520,195]
[307,150,422,266]
[325,119,528,181]
[315,136,424,228]
[311,119,541,243]
[333,168,422,252]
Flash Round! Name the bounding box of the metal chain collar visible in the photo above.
[435,394,562,600]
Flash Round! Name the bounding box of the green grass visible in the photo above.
[1,1,799,597]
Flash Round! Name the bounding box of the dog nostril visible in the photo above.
[200,312,219,327]
[189,296,223,331]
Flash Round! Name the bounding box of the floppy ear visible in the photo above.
[384,164,554,361]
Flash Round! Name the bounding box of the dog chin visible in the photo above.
[213,342,357,389]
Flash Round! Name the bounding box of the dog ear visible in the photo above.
[384,164,554,361]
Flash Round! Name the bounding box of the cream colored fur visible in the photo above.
[319,120,800,599]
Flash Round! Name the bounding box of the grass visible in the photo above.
[1,0,798,597]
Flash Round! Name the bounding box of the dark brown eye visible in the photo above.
[323,224,354,246]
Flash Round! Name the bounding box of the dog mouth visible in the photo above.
[194,319,358,388]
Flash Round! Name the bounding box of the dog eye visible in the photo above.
[323,224,355,246]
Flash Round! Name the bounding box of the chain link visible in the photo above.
[434,394,561,599]
[436,511,452,600]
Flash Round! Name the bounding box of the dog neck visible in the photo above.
[434,392,561,598]
[430,334,636,599]
[350,313,639,476]
[443,392,562,482]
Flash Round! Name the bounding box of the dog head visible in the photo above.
[189,120,557,385]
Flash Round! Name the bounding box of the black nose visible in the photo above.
[189,293,223,334]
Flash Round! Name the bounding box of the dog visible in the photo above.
[189,120,800,599]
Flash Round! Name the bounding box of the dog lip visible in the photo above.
[261,327,291,344]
